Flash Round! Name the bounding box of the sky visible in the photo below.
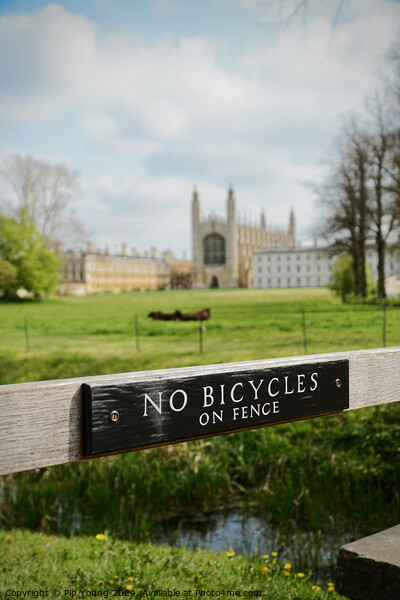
[0,0,399,258]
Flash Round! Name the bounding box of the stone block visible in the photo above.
[335,525,400,600]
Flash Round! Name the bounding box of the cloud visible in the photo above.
[1,0,399,253]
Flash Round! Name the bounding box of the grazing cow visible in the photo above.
[147,310,181,321]
[178,308,211,321]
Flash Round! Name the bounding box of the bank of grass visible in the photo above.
[0,529,340,599]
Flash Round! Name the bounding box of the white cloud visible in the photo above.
[0,0,399,253]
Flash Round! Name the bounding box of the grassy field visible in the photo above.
[0,287,398,383]
[1,288,399,595]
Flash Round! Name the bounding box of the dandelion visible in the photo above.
[297,572,305,579]
[126,585,134,591]
[267,577,272,582]
[271,552,278,557]
[283,570,290,577]
[312,585,321,592]
[284,563,292,570]
[226,551,235,558]
[98,581,104,587]
[95,534,106,541]
[114,576,120,580]
[262,567,269,576]
[327,582,335,593]
[263,555,269,561]
[127,577,134,582]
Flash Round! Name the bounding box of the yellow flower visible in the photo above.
[283,570,290,577]
[312,585,321,592]
[114,576,119,580]
[98,581,104,586]
[271,552,278,557]
[126,585,134,591]
[297,572,305,579]
[127,577,134,582]
[262,567,269,576]
[327,583,334,588]
[95,534,106,541]
[267,577,272,582]
[284,563,292,570]
[226,551,235,558]
[263,554,269,561]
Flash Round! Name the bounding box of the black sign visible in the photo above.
[82,360,349,456]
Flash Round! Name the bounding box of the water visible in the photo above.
[153,507,349,582]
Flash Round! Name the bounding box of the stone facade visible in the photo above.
[58,244,172,295]
[253,244,400,292]
[192,186,296,288]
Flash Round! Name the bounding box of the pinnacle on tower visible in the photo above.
[288,207,296,243]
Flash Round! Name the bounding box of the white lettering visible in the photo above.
[241,405,248,419]
[273,400,280,413]
[203,386,214,408]
[213,410,223,424]
[284,375,294,395]
[143,392,163,417]
[268,378,280,397]
[169,389,188,412]
[250,404,260,417]
[297,374,306,393]
[262,402,271,415]
[310,372,318,392]
[231,382,244,402]
[199,413,209,426]
[232,406,240,420]
[220,384,225,405]
[249,379,264,400]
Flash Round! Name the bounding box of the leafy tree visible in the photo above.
[17,248,60,297]
[0,258,18,295]
[330,254,355,302]
[0,214,60,297]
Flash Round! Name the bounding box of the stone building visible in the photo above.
[192,185,296,288]
[58,243,171,295]
[253,244,400,292]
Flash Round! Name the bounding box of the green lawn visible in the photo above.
[0,287,398,384]
[0,529,340,599]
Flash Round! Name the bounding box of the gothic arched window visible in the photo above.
[204,234,226,265]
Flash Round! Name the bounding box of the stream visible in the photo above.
[152,506,351,582]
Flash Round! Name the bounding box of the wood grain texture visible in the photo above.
[0,346,399,476]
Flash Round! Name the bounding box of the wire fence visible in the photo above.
[0,304,399,359]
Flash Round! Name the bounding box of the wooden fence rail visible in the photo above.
[1,346,399,476]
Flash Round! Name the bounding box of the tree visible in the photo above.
[0,214,60,297]
[0,154,84,248]
[0,259,17,296]
[315,117,370,298]
[17,248,60,297]
[330,254,354,302]
[364,95,400,299]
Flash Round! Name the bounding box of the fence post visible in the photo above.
[382,304,387,348]
[301,310,308,354]
[24,317,30,353]
[199,321,204,354]
[135,314,141,353]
